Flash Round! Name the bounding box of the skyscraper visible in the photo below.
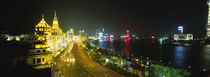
[207,0,210,38]
[178,26,183,33]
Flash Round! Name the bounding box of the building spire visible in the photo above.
[52,10,59,28]
[54,10,57,19]
[41,13,44,20]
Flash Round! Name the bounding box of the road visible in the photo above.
[53,42,124,77]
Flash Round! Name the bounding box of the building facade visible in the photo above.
[174,34,193,40]
[34,11,67,55]
[34,14,51,41]
[207,0,210,38]
[50,11,63,52]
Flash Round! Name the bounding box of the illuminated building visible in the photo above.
[34,13,51,41]
[51,10,62,34]
[120,30,130,39]
[8,41,53,70]
[152,36,155,39]
[50,10,63,52]
[174,26,193,40]
[95,27,105,40]
[67,29,74,42]
[15,36,20,41]
[70,29,74,35]
[1,34,37,41]
[26,54,52,69]
[103,34,110,41]
[207,0,210,38]
[178,26,183,33]
[102,28,104,32]
[174,34,193,40]
[79,30,86,41]
[33,11,68,57]
[67,29,74,41]
[110,35,114,41]
[126,30,130,37]
[98,32,103,40]
[88,36,97,40]
[79,30,84,37]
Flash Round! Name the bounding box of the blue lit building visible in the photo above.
[174,26,193,40]
[178,26,183,34]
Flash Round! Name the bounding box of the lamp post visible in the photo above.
[51,63,53,77]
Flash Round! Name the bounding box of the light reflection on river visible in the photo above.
[95,39,210,74]
[174,46,185,67]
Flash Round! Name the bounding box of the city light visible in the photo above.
[7,36,11,41]
[105,59,109,62]
[178,26,183,33]
[1,1,210,77]
[15,36,20,41]
[132,35,135,37]
[152,36,155,39]
[110,35,114,38]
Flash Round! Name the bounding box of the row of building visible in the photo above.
[34,11,71,54]
[0,11,75,70]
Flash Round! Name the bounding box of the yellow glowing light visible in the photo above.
[135,59,139,62]
[121,61,123,65]
[53,21,57,24]
[105,59,109,62]
[35,44,49,48]
[91,49,94,52]
[7,37,11,41]
[141,64,144,66]
[47,48,51,51]
[16,37,20,41]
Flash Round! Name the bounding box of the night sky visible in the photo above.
[0,0,208,36]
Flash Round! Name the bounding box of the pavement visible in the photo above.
[53,42,124,77]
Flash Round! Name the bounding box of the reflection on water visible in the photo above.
[95,39,210,74]
[201,45,210,71]
[124,38,131,55]
[174,46,185,67]
[99,40,107,49]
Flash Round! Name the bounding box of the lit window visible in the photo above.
[54,21,57,24]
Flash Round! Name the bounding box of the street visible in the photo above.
[53,42,124,77]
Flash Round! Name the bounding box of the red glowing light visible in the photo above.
[152,36,155,39]
[124,38,131,55]
[126,30,129,33]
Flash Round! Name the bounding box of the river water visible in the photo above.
[94,39,210,74]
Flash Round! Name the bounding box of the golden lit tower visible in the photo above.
[50,10,63,52]
[52,10,59,28]
[207,0,210,38]
[35,13,51,41]
[51,10,62,34]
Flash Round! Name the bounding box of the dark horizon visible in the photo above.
[0,0,208,36]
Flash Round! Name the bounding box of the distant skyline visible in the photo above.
[0,0,208,35]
